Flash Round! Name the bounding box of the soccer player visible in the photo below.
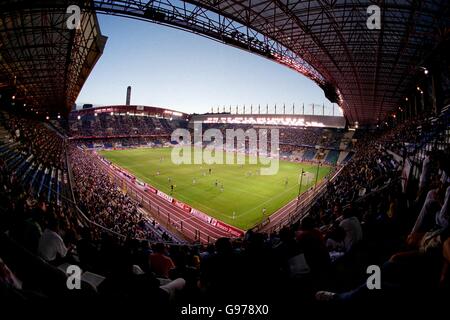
[285,177,289,187]
[192,178,196,185]
[262,207,267,216]
[209,168,212,175]
[214,180,218,187]
[170,184,174,194]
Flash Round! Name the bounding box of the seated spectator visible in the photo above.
[417,151,433,199]
[339,207,363,252]
[296,217,331,275]
[410,183,448,235]
[150,243,175,278]
[317,227,450,305]
[38,217,68,263]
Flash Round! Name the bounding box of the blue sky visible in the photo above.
[76,14,337,115]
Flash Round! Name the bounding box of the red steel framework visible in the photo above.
[92,0,450,124]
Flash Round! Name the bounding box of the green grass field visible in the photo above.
[99,147,331,230]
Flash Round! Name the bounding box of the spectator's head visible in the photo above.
[342,207,355,219]
[215,238,232,255]
[47,216,59,233]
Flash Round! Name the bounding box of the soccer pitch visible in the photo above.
[99,148,332,230]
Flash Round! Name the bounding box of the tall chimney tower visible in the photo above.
[126,86,131,106]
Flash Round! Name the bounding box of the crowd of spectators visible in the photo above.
[0,155,185,305]
[68,146,175,242]
[78,137,169,149]
[0,112,177,252]
[1,111,449,312]
[1,112,186,305]
[69,112,173,138]
[280,127,343,148]
[376,113,450,159]
[377,118,425,156]
[321,137,400,207]
[4,115,66,169]
[0,156,81,258]
[70,145,143,237]
[200,123,344,149]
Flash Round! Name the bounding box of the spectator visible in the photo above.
[38,217,68,263]
[339,208,363,252]
[150,243,175,278]
[296,217,331,274]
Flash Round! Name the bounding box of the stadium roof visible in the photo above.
[1,1,449,124]
[0,0,106,113]
[72,104,190,119]
[196,0,449,125]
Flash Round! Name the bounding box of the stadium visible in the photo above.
[0,0,449,316]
